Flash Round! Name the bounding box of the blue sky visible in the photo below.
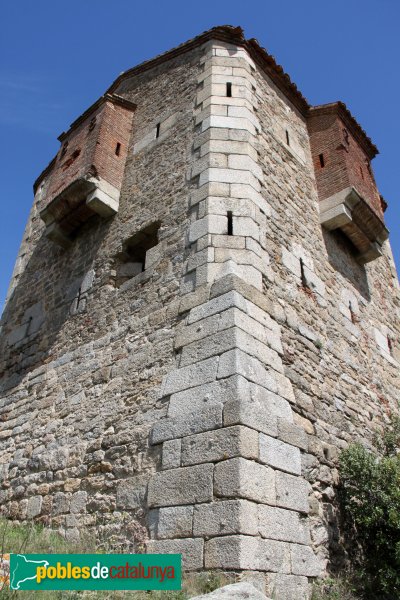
[1,0,399,310]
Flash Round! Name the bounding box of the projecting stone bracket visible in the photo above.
[319,186,389,264]
[40,177,120,248]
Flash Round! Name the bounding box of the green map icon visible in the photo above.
[10,554,49,590]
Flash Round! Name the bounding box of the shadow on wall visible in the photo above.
[322,229,371,302]
[0,215,111,393]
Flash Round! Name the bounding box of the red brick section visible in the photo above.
[40,95,135,213]
[307,104,385,221]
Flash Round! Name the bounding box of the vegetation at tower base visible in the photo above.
[339,417,400,599]
[0,518,227,599]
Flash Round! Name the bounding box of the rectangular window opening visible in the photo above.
[319,153,325,168]
[388,336,393,355]
[285,130,290,146]
[156,123,161,138]
[227,211,233,236]
[359,166,364,180]
[115,222,161,287]
[226,82,232,97]
[115,142,121,156]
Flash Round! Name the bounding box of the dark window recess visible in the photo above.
[387,336,393,355]
[156,123,161,138]
[226,82,232,97]
[62,149,81,171]
[227,211,233,235]
[59,141,69,160]
[115,142,121,156]
[319,153,325,168]
[359,166,364,180]
[285,130,290,146]
[115,222,161,287]
[88,117,96,132]
[299,258,308,288]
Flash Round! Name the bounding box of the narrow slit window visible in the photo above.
[319,153,325,168]
[226,82,232,97]
[285,130,290,146]
[115,142,121,156]
[227,211,233,236]
[359,166,364,180]
[388,336,393,355]
[349,301,356,324]
[156,123,161,138]
[299,258,308,288]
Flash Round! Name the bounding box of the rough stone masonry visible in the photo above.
[0,25,399,600]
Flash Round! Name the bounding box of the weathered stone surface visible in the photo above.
[191,582,271,600]
[156,506,194,539]
[151,404,223,444]
[192,581,269,600]
[223,380,278,437]
[116,478,146,510]
[193,499,258,537]
[167,377,237,417]
[265,573,309,600]
[148,464,214,507]
[205,535,258,570]
[162,439,181,470]
[147,538,204,570]
[181,426,258,465]
[258,538,291,573]
[276,472,310,514]
[259,434,301,475]
[161,357,219,397]
[26,495,42,519]
[258,505,310,544]
[290,543,323,577]
[214,458,275,505]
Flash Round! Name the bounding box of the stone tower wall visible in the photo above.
[0,43,205,546]
[0,29,399,600]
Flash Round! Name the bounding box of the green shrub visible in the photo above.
[339,418,400,598]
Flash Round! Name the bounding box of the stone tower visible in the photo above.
[1,26,399,600]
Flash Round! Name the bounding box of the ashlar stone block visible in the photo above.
[151,404,223,444]
[193,499,258,537]
[147,538,203,571]
[214,457,275,505]
[290,543,323,577]
[224,382,279,438]
[259,434,301,475]
[258,538,291,573]
[147,464,214,507]
[181,425,259,466]
[187,291,247,324]
[205,535,259,570]
[157,506,193,539]
[276,472,310,514]
[258,505,310,544]
[162,439,181,470]
[161,357,219,397]
[167,376,239,417]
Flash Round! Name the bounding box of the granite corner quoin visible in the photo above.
[0,25,399,600]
